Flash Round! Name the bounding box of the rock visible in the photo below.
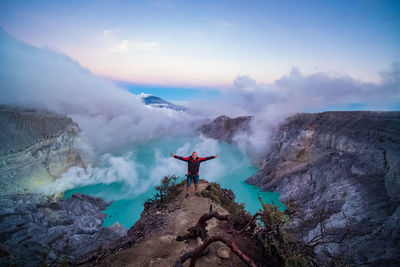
[108,222,128,237]
[198,115,252,143]
[0,107,130,266]
[216,246,230,259]
[0,193,127,267]
[245,111,400,266]
[159,234,175,244]
[0,106,86,195]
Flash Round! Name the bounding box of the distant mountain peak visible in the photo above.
[140,94,187,112]
[139,93,152,98]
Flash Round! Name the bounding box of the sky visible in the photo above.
[1,0,399,90]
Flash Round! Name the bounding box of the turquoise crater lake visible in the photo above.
[64,136,284,228]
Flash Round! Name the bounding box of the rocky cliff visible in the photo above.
[0,106,85,194]
[245,111,400,266]
[0,106,127,266]
[198,115,251,143]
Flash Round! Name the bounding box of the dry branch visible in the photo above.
[175,211,259,267]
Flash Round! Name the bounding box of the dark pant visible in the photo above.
[186,174,199,186]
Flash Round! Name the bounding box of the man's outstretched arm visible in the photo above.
[199,154,218,162]
[170,153,190,162]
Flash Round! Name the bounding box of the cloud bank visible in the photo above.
[0,28,195,156]
[184,63,400,160]
[38,137,224,197]
[227,64,400,159]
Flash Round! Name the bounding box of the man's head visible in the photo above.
[191,151,198,159]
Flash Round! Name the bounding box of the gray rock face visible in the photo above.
[0,193,127,266]
[0,106,85,194]
[246,111,400,266]
[198,115,252,143]
[0,107,127,266]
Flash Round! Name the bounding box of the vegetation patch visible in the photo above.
[201,182,252,226]
[150,175,183,204]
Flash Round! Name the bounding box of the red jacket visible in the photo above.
[173,155,215,175]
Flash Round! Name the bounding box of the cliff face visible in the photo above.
[0,106,85,194]
[198,115,252,143]
[246,111,400,266]
[0,107,127,266]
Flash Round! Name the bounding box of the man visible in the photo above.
[170,151,218,198]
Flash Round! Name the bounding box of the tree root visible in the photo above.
[175,211,261,267]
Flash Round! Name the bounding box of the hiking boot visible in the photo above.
[195,192,201,197]
[185,194,190,198]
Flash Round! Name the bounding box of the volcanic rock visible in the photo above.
[0,193,127,266]
[246,111,400,266]
[198,115,252,143]
[0,106,85,195]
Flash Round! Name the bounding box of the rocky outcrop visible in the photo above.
[246,111,400,266]
[198,115,252,143]
[0,193,127,266]
[81,180,268,267]
[0,106,85,194]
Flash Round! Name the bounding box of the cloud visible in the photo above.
[37,153,139,196]
[36,152,159,199]
[38,136,225,196]
[168,63,399,160]
[148,136,224,183]
[98,29,159,53]
[234,65,400,114]
[112,39,159,53]
[0,28,192,156]
[225,64,400,160]
[100,29,112,41]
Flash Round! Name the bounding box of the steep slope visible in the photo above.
[246,111,400,265]
[0,106,85,194]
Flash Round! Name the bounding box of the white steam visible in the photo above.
[0,28,195,155]
[149,136,224,185]
[37,153,143,197]
[220,65,400,160]
[38,137,224,196]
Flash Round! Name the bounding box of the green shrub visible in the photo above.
[285,255,308,267]
[201,182,251,226]
[153,175,182,203]
[258,197,311,264]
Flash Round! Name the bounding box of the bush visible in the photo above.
[285,255,308,267]
[153,175,182,203]
[201,182,252,226]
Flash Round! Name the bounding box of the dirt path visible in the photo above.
[97,181,252,267]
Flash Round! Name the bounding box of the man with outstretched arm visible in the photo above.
[170,152,218,198]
